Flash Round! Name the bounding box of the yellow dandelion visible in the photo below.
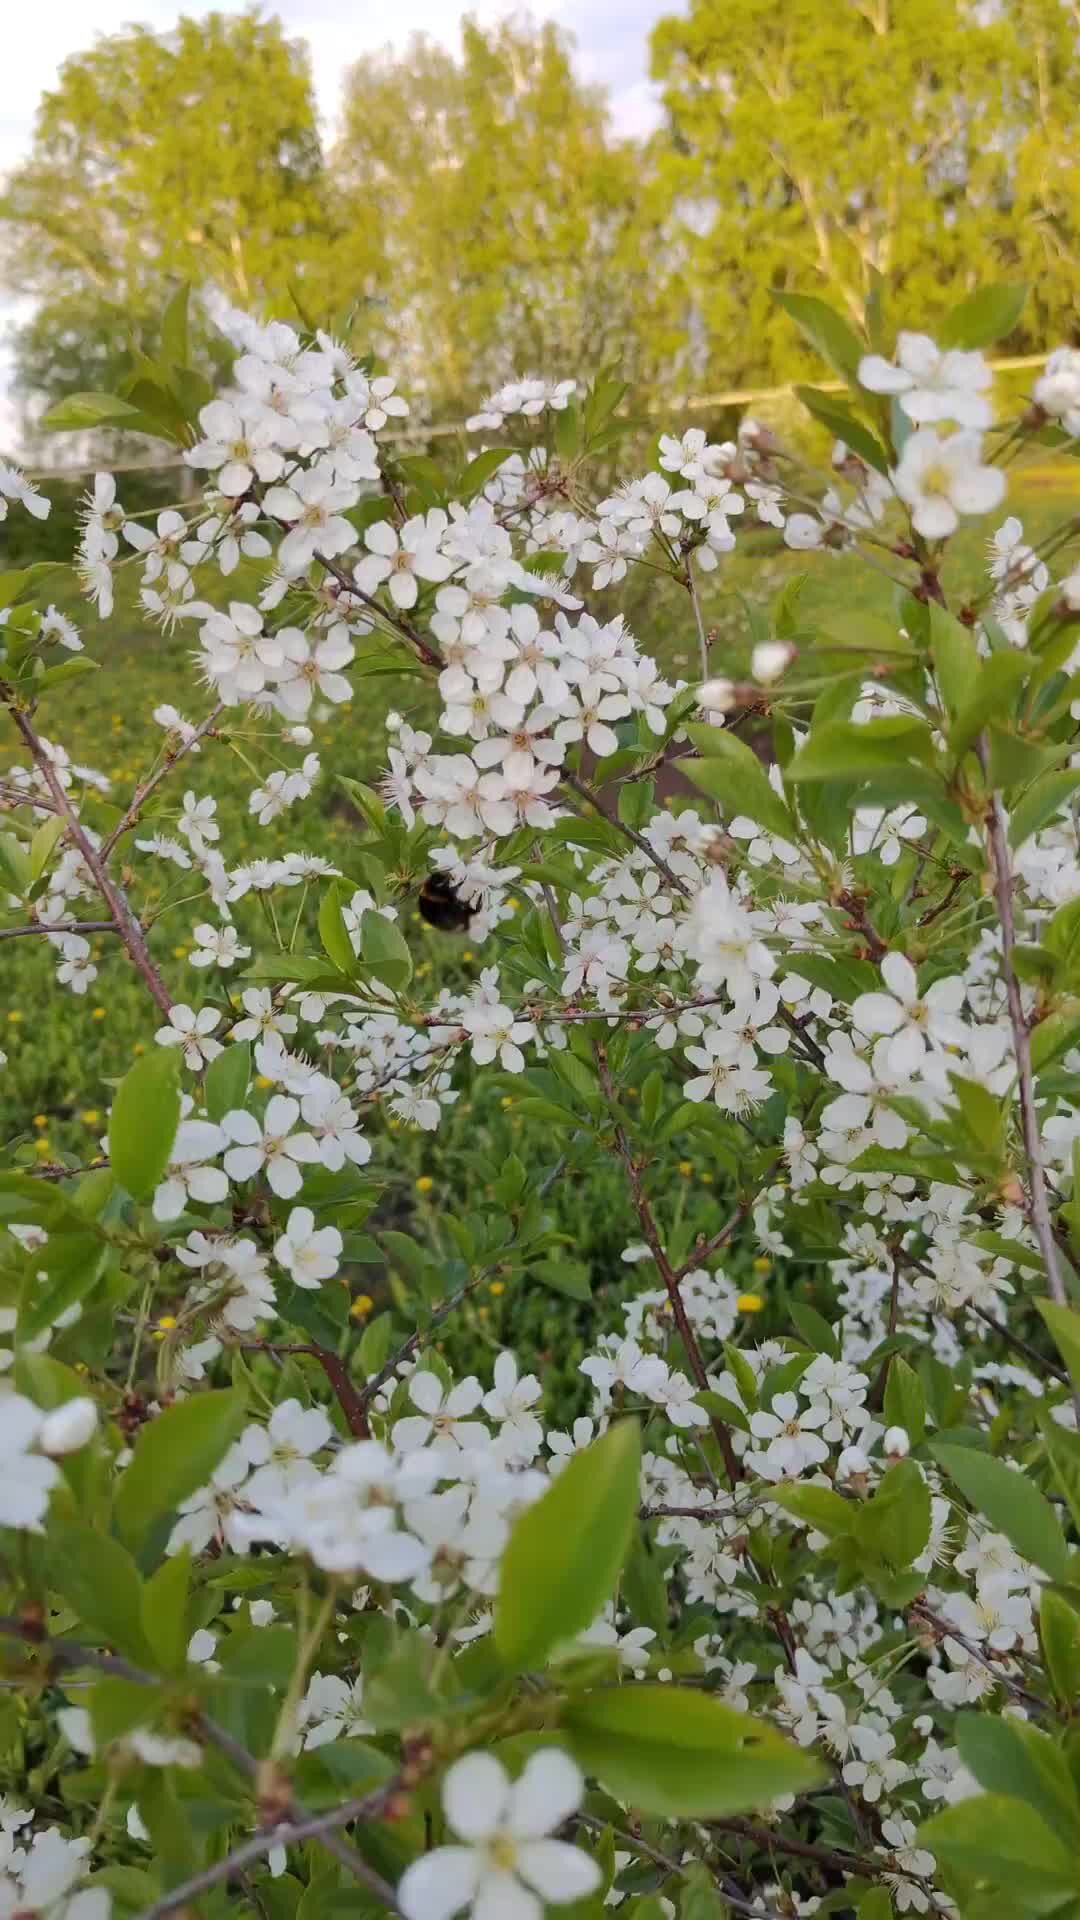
[415,1175,434,1194]
[350,1294,374,1318]
[737,1292,764,1314]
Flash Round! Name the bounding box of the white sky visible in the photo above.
[0,0,666,446]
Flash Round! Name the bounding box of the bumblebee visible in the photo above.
[417,872,475,933]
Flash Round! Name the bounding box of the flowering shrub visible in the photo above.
[3,283,1080,1920]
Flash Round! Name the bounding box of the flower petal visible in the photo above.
[517,1840,603,1903]
[443,1752,510,1841]
[508,1749,584,1838]
[398,1847,480,1920]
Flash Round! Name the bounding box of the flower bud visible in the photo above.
[39,1396,97,1457]
[883,1425,910,1458]
[751,640,796,684]
[696,677,736,714]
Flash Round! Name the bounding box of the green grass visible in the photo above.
[2,468,1077,1401]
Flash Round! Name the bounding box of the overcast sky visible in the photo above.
[0,0,666,447]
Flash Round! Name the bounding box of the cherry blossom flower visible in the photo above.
[397,1748,599,1920]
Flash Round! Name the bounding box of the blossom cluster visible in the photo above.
[2,292,1080,1920]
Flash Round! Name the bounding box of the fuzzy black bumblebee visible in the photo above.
[417,872,475,933]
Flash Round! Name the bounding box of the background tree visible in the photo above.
[648,0,1080,384]
[0,9,341,412]
[332,18,665,414]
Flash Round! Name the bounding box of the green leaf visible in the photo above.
[40,392,143,431]
[30,817,65,882]
[532,1259,592,1302]
[562,1684,824,1817]
[90,1675,158,1750]
[787,718,935,783]
[216,1625,297,1688]
[458,448,514,500]
[1039,1588,1080,1707]
[773,292,864,382]
[681,729,798,842]
[949,651,1032,756]
[141,1549,191,1674]
[319,882,358,976]
[159,283,191,369]
[928,603,979,717]
[495,1420,640,1670]
[768,1483,855,1537]
[787,1302,839,1357]
[1034,1299,1080,1390]
[0,564,60,611]
[1009,770,1080,848]
[204,1041,251,1123]
[48,1523,152,1665]
[883,1357,926,1447]
[0,833,32,895]
[114,1389,248,1548]
[919,1793,1078,1898]
[955,1712,1080,1840]
[678,1864,727,1919]
[940,284,1027,350]
[109,1050,181,1203]
[929,1438,1069,1579]
[19,1231,109,1344]
[857,1459,931,1569]
[1039,1418,1080,1534]
[361,909,413,990]
[793,388,889,474]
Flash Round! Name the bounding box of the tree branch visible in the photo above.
[3,696,174,1019]
[562,769,690,899]
[0,1616,394,1897]
[978,753,1069,1308]
[131,1789,402,1920]
[100,701,225,859]
[594,1042,743,1484]
[0,920,117,942]
[241,1342,369,1437]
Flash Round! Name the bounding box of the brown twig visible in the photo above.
[131,1787,402,1920]
[575,1811,777,1920]
[674,1162,782,1281]
[909,1601,1050,1712]
[241,1342,369,1437]
[3,697,174,1019]
[978,746,1071,1314]
[0,920,117,942]
[967,1301,1071,1387]
[100,701,225,859]
[917,867,968,928]
[562,769,690,899]
[594,1042,742,1484]
[0,1617,394,1898]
